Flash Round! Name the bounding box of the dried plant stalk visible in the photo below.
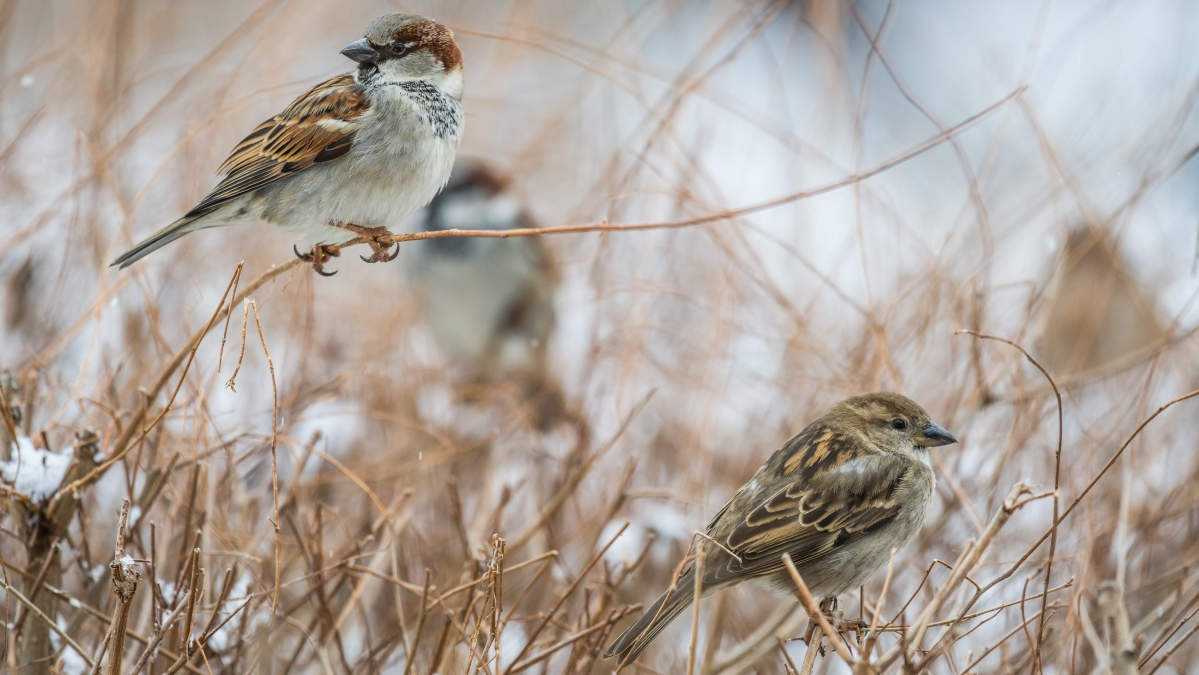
[105,500,139,675]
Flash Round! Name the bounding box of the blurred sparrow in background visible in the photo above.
[112,13,464,274]
[405,160,564,426]
[605,392,958,666]
[1035,226,1163,377]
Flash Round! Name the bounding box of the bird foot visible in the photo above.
[330,222,399,263]
[841,617,869,643]
[360,240,399,264]
[294,245,340,277]
[801,600,847,655]
[801,618,834,656]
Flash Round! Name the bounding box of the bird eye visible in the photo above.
[890,418,908,431]
[390,43,411,57]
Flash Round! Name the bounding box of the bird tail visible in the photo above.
[110,214,208,269]
[604,572,696,667]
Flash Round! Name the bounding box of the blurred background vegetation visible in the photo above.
[2,0,1199,672]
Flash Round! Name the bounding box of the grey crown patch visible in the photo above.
[395,80,463,139]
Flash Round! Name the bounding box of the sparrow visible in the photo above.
[1035,226,1163,376]
[111,13,464,274]
[405,160,562,423]
[604,392,958,666]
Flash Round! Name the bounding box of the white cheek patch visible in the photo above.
[430,68,464,101]
[377,59,409,82]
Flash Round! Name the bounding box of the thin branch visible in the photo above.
[49,264,245,505]
[686,551,705,675]
[503,522,628,674]
[125,589,192,675]
[248,300,282,623]
[955,330,1064,673]
[780,554,853,663]
[3,582,93,670]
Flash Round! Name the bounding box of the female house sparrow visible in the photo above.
[112,13,463,273]
[605,392,958,665]
[405,160,560,415]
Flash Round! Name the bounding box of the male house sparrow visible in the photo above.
[405,160,556,384]
[605,392,958,665]
[111,13,464,273]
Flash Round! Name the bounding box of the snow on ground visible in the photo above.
[1,436,70,503]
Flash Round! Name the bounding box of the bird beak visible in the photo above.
[915,422,958,447]
[341,39,380,65]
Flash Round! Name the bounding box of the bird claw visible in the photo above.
[360,242,400,264]
[294,244,340,276]
[327,222,398,264]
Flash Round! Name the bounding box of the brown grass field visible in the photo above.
[2,1,1199,673]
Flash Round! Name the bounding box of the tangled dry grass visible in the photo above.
[2,1,1199,673]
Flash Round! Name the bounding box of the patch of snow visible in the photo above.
[51,616,88,675]
[59,648,87,675]
[499,623,526,667]
[117,555,137,575]
[59,644,87,675]
[601,520,645,568]
[1,436,70,502]
[206,572,253,652]
[206,622,230,652]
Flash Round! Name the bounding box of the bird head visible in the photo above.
[343,14,463,99]
[829,392,958,460]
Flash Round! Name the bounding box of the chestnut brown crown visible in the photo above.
[361,13,462,71]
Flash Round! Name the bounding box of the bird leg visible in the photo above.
[330,222,399,263]
[293,245,340,277]
[800,597,840,655]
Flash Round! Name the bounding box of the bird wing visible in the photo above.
[185,73,370,218]
[704,423,915,585]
